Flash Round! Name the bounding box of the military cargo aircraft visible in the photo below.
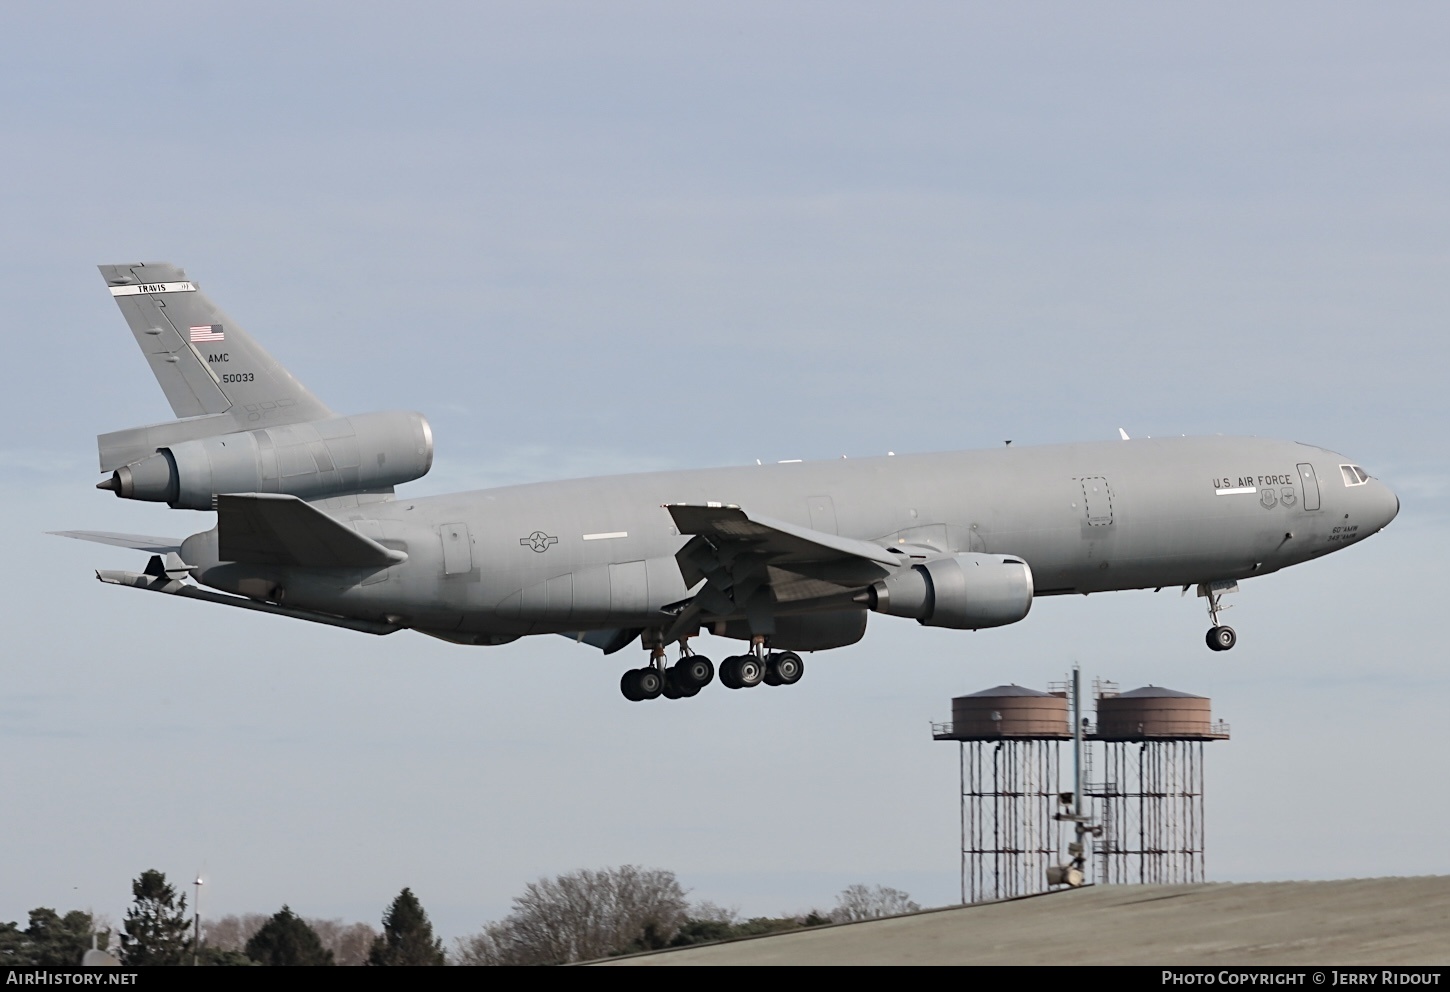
[55,263,1400,701]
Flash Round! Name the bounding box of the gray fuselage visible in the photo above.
[180,434,1399,645]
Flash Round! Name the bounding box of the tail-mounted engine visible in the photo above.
[862,552,1034,629]
[98,410,433,509]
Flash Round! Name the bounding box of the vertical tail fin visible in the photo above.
[99,262,332,426]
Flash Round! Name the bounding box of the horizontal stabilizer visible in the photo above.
[97,413,237,473]
[48,530,183,553]
[217,493,406,568]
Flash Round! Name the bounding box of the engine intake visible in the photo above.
[100,410,433,510]
[865,552,1033,629]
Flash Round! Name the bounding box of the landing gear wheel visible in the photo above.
[735,654,765,688]
[664,664,700,698]
[766,651,804,686]
[1206,625,1237,652]
[621,667,665,701]
[677,656,714,690]
[719,656,743,690]
[620,670,643,701]
[635,667,665,699]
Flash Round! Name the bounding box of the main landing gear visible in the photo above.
[719,649,804,689]
[620,653,713,702]
[620,636,716,702]
[619,638,805,701]
[1198,580,1238,652]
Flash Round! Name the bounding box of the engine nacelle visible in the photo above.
[866,552,1033,630]
[101,411,433,510]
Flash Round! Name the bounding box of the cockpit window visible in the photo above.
[1340,464,1370,486]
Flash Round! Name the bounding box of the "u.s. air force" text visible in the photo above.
[1213,472,1295,489]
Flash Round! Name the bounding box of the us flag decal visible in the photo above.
[189,324,224,342]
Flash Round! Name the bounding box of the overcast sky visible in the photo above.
[2,2,1447,943]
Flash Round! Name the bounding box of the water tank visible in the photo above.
[1094,685,1226,740]
[942,684,1071,739]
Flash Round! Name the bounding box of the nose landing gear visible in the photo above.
[1197,580,1239,652]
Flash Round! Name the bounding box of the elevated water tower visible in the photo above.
[1087,685,1230,885]
[934,677,1231,903]
[932,685,1071,903]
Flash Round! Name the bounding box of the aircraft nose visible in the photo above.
[1372,480,1399,531]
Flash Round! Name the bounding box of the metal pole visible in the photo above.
[1072,664,1088,878]
[192,876,202,966]
[1072,664,1083,820]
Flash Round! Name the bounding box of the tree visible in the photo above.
[666,906,831,949]
[244,906,334,966]
[120,870,193,966]
[831,884,921,923]
[453,921,521,967]
[206,914,376,966]
[0,908,109,966]
[201,913,269,954]
[197,947,258,966]
[307,919,379,967]
[367,889,444,966]
[457,866,688,965]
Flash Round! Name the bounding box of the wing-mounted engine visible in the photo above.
[862,552,1034,629]
[97,410,434,509]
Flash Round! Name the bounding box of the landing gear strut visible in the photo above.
[1198,580,1238,652]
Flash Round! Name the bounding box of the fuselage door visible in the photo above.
[441,522,473,575]
[1296,463,1321,511]
[1079,477,1114,526]
[807,495,839,535]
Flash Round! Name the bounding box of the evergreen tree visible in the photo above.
[197,947,258,966]
[244,907,334,966]
[367,889,444,966]
[0,909,108,966]
[120,870,193,966]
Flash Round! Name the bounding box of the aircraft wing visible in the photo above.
[667,504,900,570]
[217,493,406,568]
[664,504,897,637]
